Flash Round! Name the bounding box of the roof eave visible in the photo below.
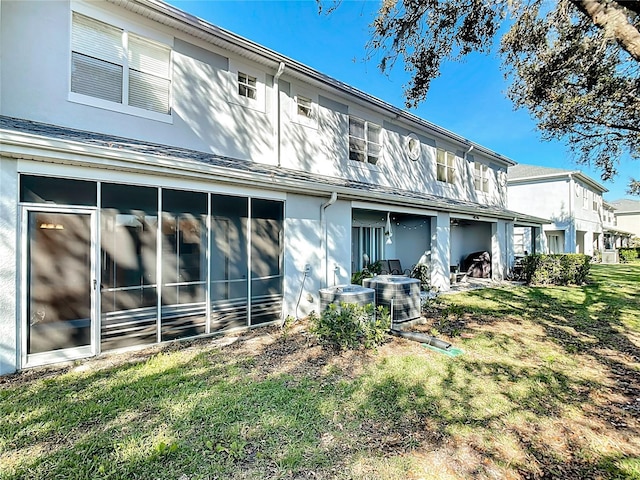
[111,0,515,167]
[0,125,530,222]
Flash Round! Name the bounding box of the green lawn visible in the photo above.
[1,263,639,479]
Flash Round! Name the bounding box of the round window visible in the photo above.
[405,133,421,160]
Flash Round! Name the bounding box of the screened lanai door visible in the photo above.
[22,207,97,367]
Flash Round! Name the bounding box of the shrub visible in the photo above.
[410,263,431,291]
[522,254,591,286]
[309,302,390,350]
[619,248,639,263]
[351,261,383,285]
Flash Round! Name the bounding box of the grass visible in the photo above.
[1,262,640,479]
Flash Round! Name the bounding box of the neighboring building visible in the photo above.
[508,164,608,255]
[0,0,545,375]
[602,201,635,251]
[608,199,640,245]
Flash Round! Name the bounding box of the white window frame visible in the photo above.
[290,85,318,129]
[436,148,456,184]
[228,60,266,112]
[583,186,589,209]
[474,161,489,193]
[296,95,312,118]
[237,71,257,100]
[349,116,382,165]
[68,6,173,123]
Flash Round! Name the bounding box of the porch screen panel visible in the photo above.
[100,184,158,350]
[250,199,284,325]
[161,190,207,341]
[210,195,248,331]
[20,175,97,206]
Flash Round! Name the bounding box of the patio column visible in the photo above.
[533,226,544,254]
[491,220,506,281]
[584,230,594,256]
[430,212,450,291]
[505,221,515,271]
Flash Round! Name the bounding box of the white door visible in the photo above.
[22,207,97,368]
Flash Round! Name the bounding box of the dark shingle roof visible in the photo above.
[508,163,575,180]
[609,199,640,213]
[508,163,607,193]
[0,116,544,222]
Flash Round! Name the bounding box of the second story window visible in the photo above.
[436,148,456,184]
[71,12,171,116]
[349,117,381,164]
[237,72,257,100]
[296,95,313,118]
[474,161,489,193]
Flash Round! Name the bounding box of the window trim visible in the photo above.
[436,148,456,184]
[290,85,318,129]
[405,133,421,161]
[237,71,257,100]
[68,7,173,123]
[228,60,266,112]
[474,161,489,193]
[348,116,382,165]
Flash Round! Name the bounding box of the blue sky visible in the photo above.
[167,0,638,201]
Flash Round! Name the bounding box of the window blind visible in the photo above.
[128,34,171,114]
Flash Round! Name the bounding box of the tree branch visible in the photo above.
[572,0,640,61]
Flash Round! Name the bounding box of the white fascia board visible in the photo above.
[113,0,515,167]
[509,170,607,193]
[603,226,635,236]
[508,173,573,185]
[351,201,438,217]
[0,129,525,220]
[573,172,608,193]
[0,130,303,195]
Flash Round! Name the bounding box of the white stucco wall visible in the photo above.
[0,0,276,165]
[508,176,607,255]
[2,0,511,211]
[0,158,18,375]
[450,222,492,268]
[325,200,352,287]
[283,194,322,320]
[615,212,640,238]
[392,216,432,271]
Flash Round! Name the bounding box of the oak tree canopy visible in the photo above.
[365,0,640,194]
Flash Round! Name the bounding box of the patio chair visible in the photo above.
[378,259,391,275]
[388,259,410,275]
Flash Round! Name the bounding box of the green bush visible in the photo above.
[522,254,591,286]
[309,302,390,350]
[351,261,383,285]
[410,263,431,291]
[619,248,639,263]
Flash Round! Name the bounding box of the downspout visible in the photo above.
[320,192,338,287]
[274,62,285,167]
[464,144,474,160]
[568,173,574,253]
